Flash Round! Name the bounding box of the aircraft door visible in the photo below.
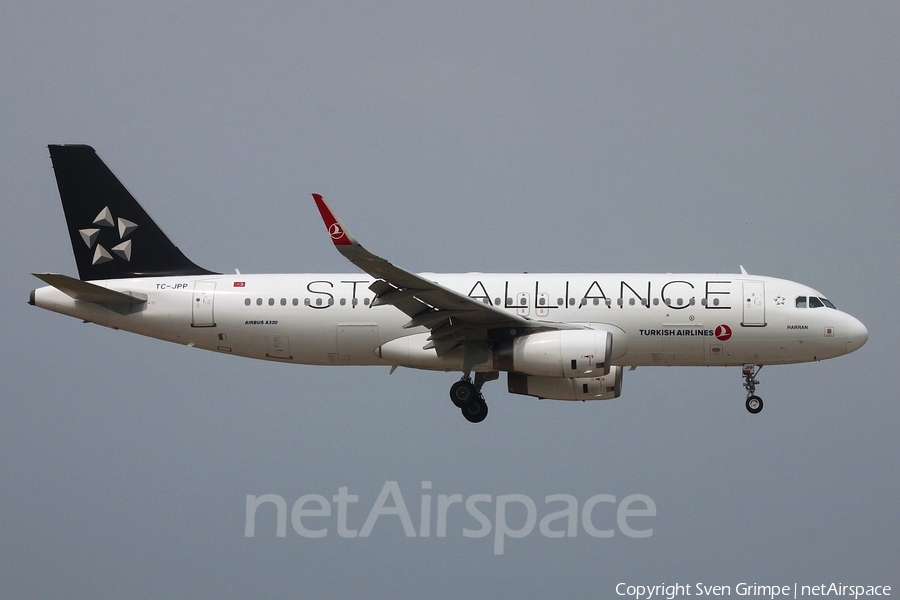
[741,281,766,327]
[192,281,216,327]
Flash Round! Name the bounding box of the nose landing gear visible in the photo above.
[742,364,763,414]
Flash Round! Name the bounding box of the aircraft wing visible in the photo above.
[312,195,582,355]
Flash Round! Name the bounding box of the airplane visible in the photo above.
[30,145,868,423]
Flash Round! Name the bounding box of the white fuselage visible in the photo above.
[32,272,867,370]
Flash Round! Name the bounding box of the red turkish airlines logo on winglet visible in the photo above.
[313,194,352,246]
[715,324,732,341]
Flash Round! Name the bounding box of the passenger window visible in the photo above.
[364,298,370,306]
[280,298,286,306]
[256,298,263,306]
[268,298,275,306]
[796,296,807,308]
[292,298,298,306]
[340,298,346,306]
[809,296,824,309]
[244,298,251,306]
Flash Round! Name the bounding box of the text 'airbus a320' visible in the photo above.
[31,145,868,422]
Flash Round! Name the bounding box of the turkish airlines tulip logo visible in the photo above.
[715,324,732,341]
[328,223,344,240]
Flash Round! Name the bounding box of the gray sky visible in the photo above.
[2,2,897,597]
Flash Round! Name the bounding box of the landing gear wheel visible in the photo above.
[741,365,763,413]
[450,380,478,408]
[746,395,763,414]
[461,399,488,423]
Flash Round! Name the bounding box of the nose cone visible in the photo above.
[845,315,868,354]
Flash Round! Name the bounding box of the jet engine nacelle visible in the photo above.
[507,366,624,401]
[493,329,612,378]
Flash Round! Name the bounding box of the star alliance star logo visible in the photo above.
[774,295,785,306]
[78,206,138,265]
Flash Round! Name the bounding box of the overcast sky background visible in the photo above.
[2,3,897,598]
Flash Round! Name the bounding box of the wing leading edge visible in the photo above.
[311,194,582,357]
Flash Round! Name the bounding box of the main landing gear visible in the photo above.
[450,374,490,423]
[742,364,763,414]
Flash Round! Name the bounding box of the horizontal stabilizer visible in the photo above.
[33,273,147,305]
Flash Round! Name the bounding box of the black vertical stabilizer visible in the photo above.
[48,145,217,280]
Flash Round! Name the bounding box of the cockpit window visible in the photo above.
[796,295,836,309]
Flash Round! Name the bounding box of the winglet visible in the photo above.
[312,194,357,246]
